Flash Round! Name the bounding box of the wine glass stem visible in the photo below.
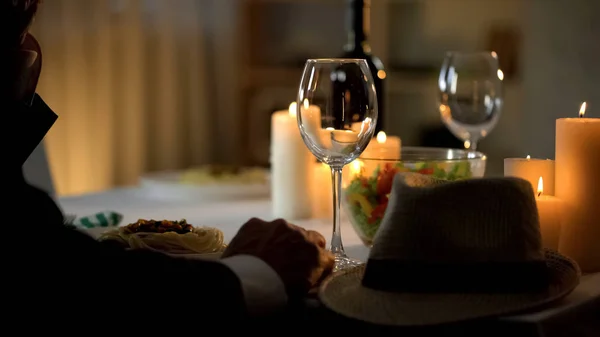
[330,166,346,257]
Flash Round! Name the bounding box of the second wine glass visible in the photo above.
[297,58,377,271]
[438,51,503,151]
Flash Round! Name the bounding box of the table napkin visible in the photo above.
[65,211,123,229]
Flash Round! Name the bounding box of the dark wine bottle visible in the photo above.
[339,0,386,133]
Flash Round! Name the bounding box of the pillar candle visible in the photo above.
[535,177,562,250]
[359,131,401,176]
[310,162,332,219]
[313,160,365,219]
[342,159,365,187]
[298,99,322,134]
[504,156,555,195]
[555,102,600,272]
[318,128,360,152]
[270,103,313,220]
[361,131,402,160]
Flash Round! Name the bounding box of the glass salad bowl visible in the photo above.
[342,146,486,247]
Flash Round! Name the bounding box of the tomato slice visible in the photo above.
[376,168,397,195]
[368,201,388,224]
[417,168,434,175]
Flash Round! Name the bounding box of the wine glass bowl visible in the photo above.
[297,59,377,167]
[297,58,378,271]
[438,51,503,150]
[342,147,486,246]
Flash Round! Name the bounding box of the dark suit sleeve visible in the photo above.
[12,183,249,324]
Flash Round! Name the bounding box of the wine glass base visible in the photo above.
[333,254,363,272]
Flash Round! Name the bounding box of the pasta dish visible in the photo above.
[99,219,226,255]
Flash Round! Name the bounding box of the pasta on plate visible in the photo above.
[99,219,226,255]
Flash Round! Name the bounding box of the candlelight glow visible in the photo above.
[497,69,504,81]
[288,102,297,117]
[537,176,544,197]
[526,155,531,160]
[376,131,387,144]
[579,102,587,118]
[439,104,451,121]
[303,98,310,110]
[350,159,363,177]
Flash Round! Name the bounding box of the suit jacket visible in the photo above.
[7,95,287,333]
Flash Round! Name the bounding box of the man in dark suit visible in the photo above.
[5,1,334,330]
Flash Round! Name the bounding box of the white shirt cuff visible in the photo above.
[220,255,288,316]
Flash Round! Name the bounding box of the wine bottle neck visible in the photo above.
[345,0,371,54]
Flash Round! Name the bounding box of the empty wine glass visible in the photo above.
[297,59,377,271]
[438,51,503,151]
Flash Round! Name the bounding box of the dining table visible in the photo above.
[58,184,599,336]
[58,185,370,259]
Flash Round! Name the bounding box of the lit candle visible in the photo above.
[351,122,362,132]
[555,102,600,272]
[504,155,555,195]
[361,131,402,160]
[312,159,365,219]
[270,102,313,220]
[318,128,359,152]
[310,162,332,219]
[298,98,322,134]
[342,158,365,188]
[357,131,401,177]
[535,177,563,250]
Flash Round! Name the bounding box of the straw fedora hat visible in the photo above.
[320,174,580,326]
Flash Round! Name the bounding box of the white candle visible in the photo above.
[310,162,332,219]
[298,99,322,134]
[361,131,402,160]
[504,156,555,195]
[357,131,401,177]
[556,102,600,272]
[535,177,562,250]
[318,128,359,152]
[342,159,365,187]
[270,102,313,220]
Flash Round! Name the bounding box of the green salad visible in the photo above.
[343,161,472,243]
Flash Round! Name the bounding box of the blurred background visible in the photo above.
[31,0,600,196]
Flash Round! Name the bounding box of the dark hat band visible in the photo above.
[361,259,550,293]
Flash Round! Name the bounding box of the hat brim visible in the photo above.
[319,249,581,326]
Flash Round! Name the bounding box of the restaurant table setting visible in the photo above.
[58,55,599,335]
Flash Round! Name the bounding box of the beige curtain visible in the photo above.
[31,0,215,196]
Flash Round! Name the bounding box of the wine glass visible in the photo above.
[438,51,503,151]
[297,58,377,271]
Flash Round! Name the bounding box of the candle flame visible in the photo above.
[350,159,363,177]
[303,98,310,110]
[288,102,297,117]
[579,102,587,118]
[526,155,531,160]
[376,131,387,144]
[497,69,504,81]
[537,176,543,197]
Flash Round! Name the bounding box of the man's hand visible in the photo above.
[222,218,334,298]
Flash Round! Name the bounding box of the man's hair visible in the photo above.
[1,0,42,49]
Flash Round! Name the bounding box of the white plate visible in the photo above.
[138,170,270,202]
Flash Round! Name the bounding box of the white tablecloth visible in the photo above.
[58,187,370,260]
[59,186,599,331]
